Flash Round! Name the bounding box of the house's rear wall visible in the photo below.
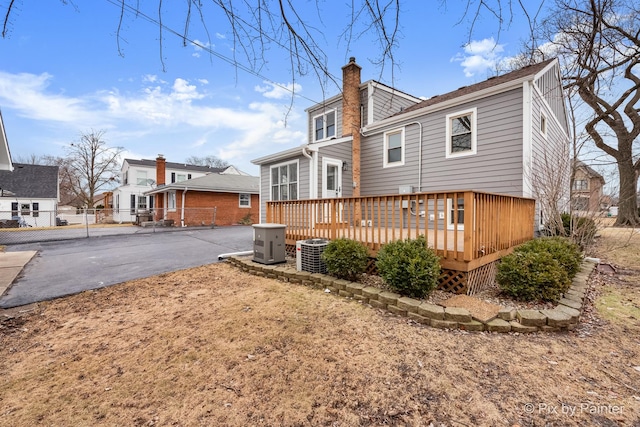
[259,155,310,223]
[360,88,525,196]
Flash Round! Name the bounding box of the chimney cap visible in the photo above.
[157,154,165,159]
[349,56,356,63]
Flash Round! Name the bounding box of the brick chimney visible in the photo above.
[156,154,166,186]
[155,154,166,218]
[342,57,362,197]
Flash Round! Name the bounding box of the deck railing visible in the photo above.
[266,190,535,264]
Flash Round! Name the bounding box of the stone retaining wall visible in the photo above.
[226,257,597,333]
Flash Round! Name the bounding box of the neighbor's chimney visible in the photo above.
[342,56,362,197]
[156,154,166,186]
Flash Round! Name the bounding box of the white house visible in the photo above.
[111,156,230,223]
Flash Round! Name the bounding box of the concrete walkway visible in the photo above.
[0,251,37,297]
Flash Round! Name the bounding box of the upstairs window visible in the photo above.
[446,108,477,158]
[136,170,148,185]
[383,128,404,168]
[313,110,336,141]
[271,161,298,201]
[572,179,588,191]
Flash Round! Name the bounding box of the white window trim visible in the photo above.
[239,193,251,208]
[445,107,477,159]
[540,111,548,138]
[168,191,177,212]
[269,159,300,201]
[312,109,337,142]
[383,128,405,168]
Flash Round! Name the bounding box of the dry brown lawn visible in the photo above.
[1,230,639,426]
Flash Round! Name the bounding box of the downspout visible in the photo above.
[181,187,188,227]
[301,146,317,198]
[406,122,423,192]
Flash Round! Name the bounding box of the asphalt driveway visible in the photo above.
[0,226,254,309]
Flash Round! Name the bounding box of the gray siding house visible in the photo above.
[252,57,570,229]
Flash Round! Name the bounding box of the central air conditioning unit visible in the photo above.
[296,239,329,273]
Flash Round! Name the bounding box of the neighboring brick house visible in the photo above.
[111,156,227,223]
[572,160,605,212]
[145,156,259,227]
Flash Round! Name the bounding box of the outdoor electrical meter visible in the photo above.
[252,223,286,265]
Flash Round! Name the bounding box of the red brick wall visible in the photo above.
[163,191,259,226]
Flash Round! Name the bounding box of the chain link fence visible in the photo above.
[0,207,254,245]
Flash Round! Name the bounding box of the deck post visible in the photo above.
[463,191,474,261]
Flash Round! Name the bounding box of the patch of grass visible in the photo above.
[596,284,640,323]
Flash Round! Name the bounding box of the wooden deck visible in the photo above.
[267,190,536,293]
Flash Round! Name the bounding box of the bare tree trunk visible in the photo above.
[616,157,639,226]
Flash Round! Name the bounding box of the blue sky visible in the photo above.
[0,0,547,176]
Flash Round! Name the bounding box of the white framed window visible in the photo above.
[21,203,30,216]
[168,191,177,211]
[239,193,251,207]
[313,110,336,141]
[270,161,298,201]
[445,108,477,158]
[572,179,588,191]
[383,128,405,168]
[177,174,187,182]
[136,170,148,185]
[33,202,39,217]
[138,196,148,210]
[130,194,136,214]
[446,198,465,230]
[540,112,548,137]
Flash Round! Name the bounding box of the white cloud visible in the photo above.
[254,81,302,100]
[215,33,226,40]
[0,70,306,172]
[191,39,213,58]
[0,71,97,123]
[452,37,505,77]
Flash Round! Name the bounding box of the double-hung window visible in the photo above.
[271,162,298,201]
[383,128,404,167]
[130,195,136,214]
[313,110,336,141]
[239,193,251,207]
[138,196,148,211]
[168,191,177,211]
[21,203,30,216]
[446,108,477,158]
[33,202,39,217]
[136,170,148,185]
[572,179,588,191]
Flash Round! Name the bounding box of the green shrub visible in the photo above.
[375,235,440,298]
[321,238,370,281]
[514,237,582,278]
[497,251,571,302]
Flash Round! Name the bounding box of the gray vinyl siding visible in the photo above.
[258,155,310,223]
[307,98,342,142]
[534,65,569,134]
[317,141,353,198]
[360,88,369,126]
[370,85,420,122]
[530,89,571,228]
[360,88,525,197]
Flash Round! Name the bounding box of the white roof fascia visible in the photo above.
[310,135,352,149]
[369,81,422,103]
[362,75,535,135]
[251,144,309,165]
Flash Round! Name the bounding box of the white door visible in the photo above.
[447,198,465,230]
[322,158,342,198]
[321,158,343,224]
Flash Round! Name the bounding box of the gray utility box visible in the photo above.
[252,223,286,265]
